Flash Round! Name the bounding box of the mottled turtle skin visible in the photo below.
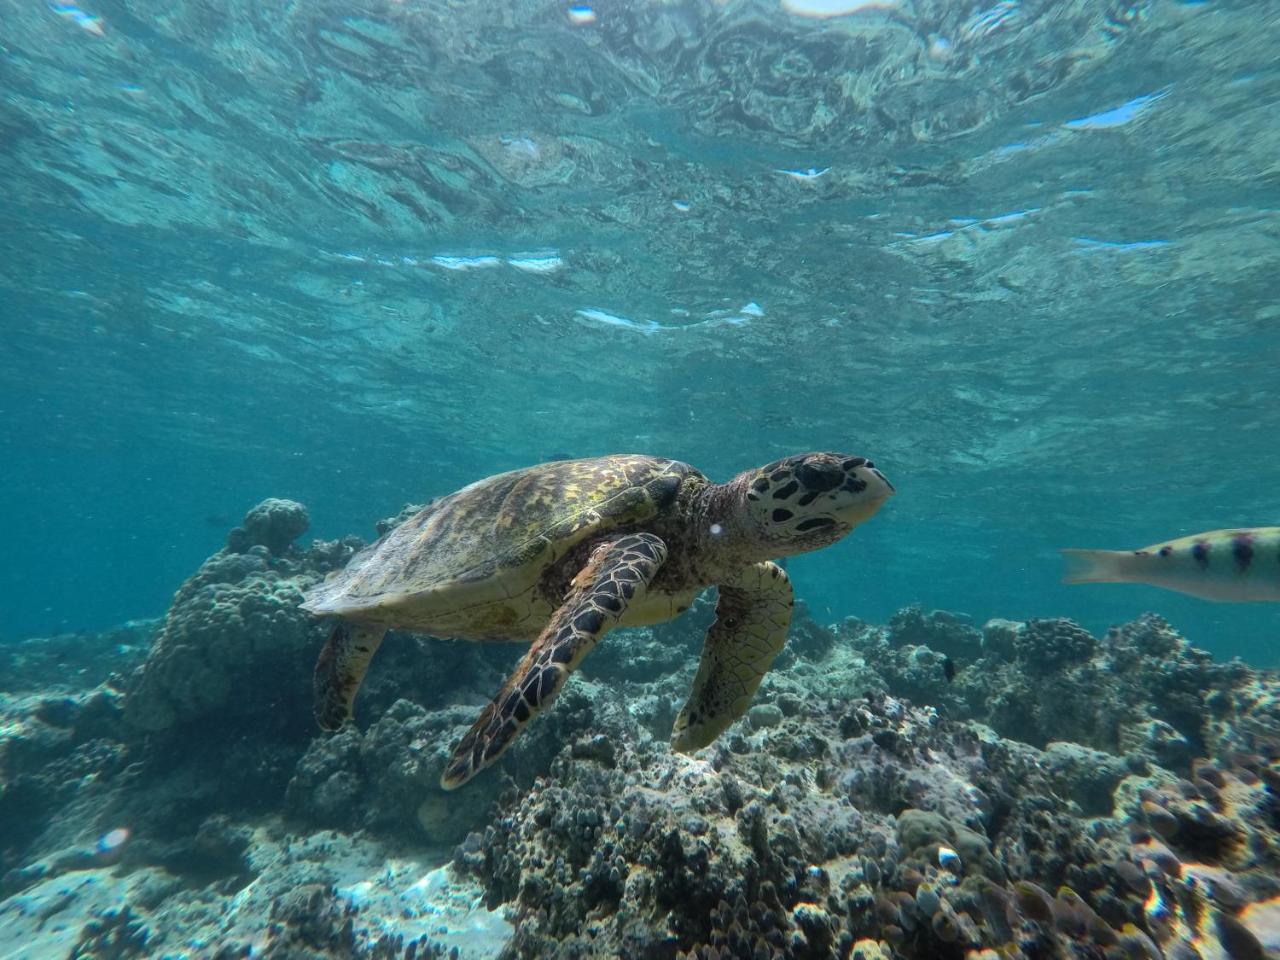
[302,453,894,789]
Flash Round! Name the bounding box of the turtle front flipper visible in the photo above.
[314,622,388,731]
[441,532,668,790]
[671,561,793,753]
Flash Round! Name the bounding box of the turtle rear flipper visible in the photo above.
[441,532,668,790]
[671,561,793,752]
[314,622,387,730]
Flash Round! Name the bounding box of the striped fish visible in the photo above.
[1062,527,1280,602]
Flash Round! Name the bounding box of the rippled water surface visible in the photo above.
[2,0,1278,658]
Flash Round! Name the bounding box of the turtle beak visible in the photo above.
[833,463,894,526]
[837,498,889,526]
[863,464,895,498]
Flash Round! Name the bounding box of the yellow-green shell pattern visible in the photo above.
[300,455,699,639]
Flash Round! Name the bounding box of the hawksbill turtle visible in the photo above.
[300,453,894,789]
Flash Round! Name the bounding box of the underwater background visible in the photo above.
[4,0,1279,661]
[3,1,1280,958]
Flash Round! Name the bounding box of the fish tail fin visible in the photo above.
[1061,548,1130,584]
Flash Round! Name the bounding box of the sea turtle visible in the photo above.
[301,452,894,789]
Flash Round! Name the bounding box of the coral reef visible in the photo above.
[123,499,349,733]
[0,828,510,959]
[0,619,156,694]
[457,685,1280,960]
[444,610,1277,959]
[872,608,1260,765]
[286,698,502,842]
[2,499,1279,960]
[233,497,312,556]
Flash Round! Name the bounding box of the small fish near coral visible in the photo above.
[1063,527,1280,602]
[301,452,894,789]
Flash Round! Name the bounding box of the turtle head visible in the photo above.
[732,453,894,557]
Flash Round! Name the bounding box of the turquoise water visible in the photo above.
[3,0,1279,663]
